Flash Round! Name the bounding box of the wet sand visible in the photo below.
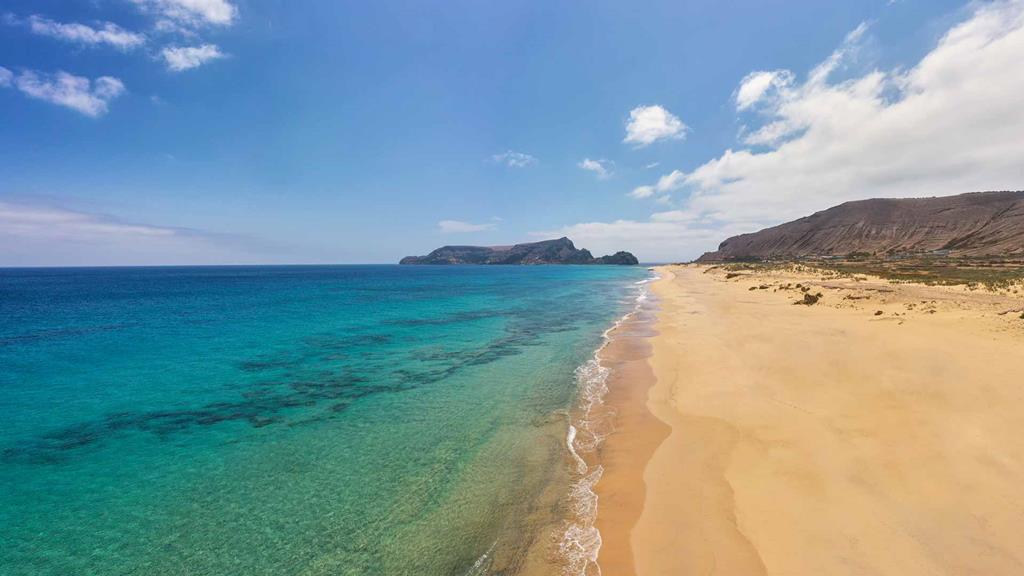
[596,264,1024,575]
[591,301,668,576]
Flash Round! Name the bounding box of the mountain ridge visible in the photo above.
[698,191,1024,262]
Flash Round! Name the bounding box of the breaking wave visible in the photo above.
[557,271,657,575]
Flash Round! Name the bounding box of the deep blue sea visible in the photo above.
[0,265,646,576]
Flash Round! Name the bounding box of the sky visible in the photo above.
[2,0,1023,265]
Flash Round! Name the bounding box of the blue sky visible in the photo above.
[2,0,1022,265]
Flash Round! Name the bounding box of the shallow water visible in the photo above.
[0,264,644,575]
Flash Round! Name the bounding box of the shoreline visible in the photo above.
[555,272,660,576]
[589,285,667,576]
[596,263,1024,575]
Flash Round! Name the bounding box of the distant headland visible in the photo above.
[399,237,638,265]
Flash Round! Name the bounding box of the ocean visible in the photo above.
[0,264,648,575]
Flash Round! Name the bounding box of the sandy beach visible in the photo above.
[596,264,1024,575]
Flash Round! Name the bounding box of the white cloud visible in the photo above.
[806,21,870,84]
[681,4,1024,225]
[491,150,537,168]
[4,70,125,116]
[623,104,688,147]
[438,220,497,233]
[627,169,685,200]
[734,69,794,110]
[532,219,757,263]
[0,202,177,240]
[645,162,660,169]
[741,120,799,146]
[655,169,686,192]
[629,185,655,199]
[130,0,237,27]
[650,208,700,222]
[18,14,145,50]
[548,1,1024,261]
[578,158,614,179]
[0,201,263,266]
[161,44,225,71]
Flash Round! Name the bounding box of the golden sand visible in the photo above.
[596,264,1024,575]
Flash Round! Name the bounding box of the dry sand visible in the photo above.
[595,264,1024,576]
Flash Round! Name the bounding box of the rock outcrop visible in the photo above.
[699,191,1024,261]
[400,237,639,265]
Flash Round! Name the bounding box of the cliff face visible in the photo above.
[399,237,639,265]
[699,191,1024,262]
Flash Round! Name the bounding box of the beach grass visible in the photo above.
[707,256,1024,291]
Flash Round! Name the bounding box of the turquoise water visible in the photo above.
[0,265,645,575]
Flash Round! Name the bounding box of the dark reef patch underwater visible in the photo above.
[0,264,644,575]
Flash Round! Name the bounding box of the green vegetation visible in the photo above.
[820,257,1024,290]
[714,256,1024,291]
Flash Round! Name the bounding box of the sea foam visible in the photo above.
[558,271,656,576]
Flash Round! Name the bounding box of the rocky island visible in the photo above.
[399,237,638,265]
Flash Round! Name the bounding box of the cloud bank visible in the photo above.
[0,202,260,266]
[549,1,1024,262]
[0,202,177,240]
[438,220,497,233]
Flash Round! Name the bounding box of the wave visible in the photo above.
[566,425,587,475]
[558,466,604,576]
[557,271,656,576]
[462,540,498,576]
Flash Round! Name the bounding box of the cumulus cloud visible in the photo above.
[2,70,125,116]
[491,150,537,168]
[629,185,655,199]
[654,170,686,192]
[160,43,225,71]
[734,69,794,110]
[130,0,237,28]
[627,169,685,200]
[548,1,1024,261]
[160,44,225,71]
[623,105,688,147]
[14,14,146,50]
[578,158,614,179]
[438,220,497,233]
[681,4,1024,225]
